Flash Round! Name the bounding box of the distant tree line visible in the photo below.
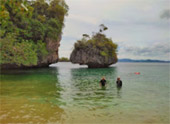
[59,57,69,62]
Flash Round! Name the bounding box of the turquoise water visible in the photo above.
[0,62,170,124]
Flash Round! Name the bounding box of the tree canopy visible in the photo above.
[0,0,68,66]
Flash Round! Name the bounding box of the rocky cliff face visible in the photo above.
[37,37,61,67]
[70,44,117,68]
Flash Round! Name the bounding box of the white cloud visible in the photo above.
[118,41,170,60]
[68,14,99,25]
[59,0,170,60]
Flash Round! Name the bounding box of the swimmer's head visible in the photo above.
[102,76,105,80]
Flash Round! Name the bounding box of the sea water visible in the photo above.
[0,62,169,124]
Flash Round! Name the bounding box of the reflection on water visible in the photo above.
[116,87,122,98]
[0,62,170,124]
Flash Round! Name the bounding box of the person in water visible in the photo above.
[100,77,107,87]
[116,77,122,87]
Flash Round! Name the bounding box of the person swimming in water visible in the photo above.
[100,77,106,88]
[116,77,122,87]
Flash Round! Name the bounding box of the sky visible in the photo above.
[59,0,170,60]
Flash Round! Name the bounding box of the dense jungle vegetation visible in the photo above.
[0,0,68,66]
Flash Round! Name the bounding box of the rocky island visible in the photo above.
[70,24,118,68]
[0,0,68,69]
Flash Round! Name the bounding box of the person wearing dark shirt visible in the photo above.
[116,77,122,87]
[100,77,106,87]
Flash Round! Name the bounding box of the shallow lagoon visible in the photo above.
[0,62,169,124]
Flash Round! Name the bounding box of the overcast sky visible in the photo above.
[59,0,170,60]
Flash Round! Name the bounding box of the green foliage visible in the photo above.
[74,39,87,50]
[99,24,108,32]
[31,0,68,41]
[28,19,45,42]
[0,0,68,66]
[0,34,37,66]
[100,51,107,57]
[47,0,68,21]
[46,18,62,40]
[73,25,118,59]
[36,40,48,60]
[59,57,69,62]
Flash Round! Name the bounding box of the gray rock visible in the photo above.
[70,44,117,68]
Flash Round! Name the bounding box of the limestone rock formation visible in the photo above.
[70,44,117,68]
[70,28,118,68]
